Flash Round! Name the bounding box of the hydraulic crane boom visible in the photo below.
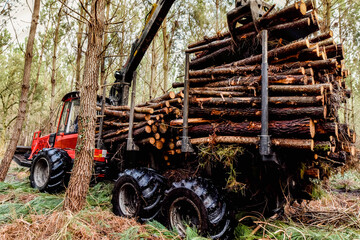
[110,0,176,106]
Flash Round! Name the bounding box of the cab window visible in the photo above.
[66,99,80,134]
[58,102,71,134]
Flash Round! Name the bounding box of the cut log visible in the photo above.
[269,84,330,96]
[104,121,130,128]
[188,106,327,120]
[96,107,150,121]
[106,106,154,114]
[137,137,156,145]
[190,96,324,107]
[223,38,310,67]
[189,89,246,97]
[102,122,149,139]
[104,125,152,143]
[202,75,309,88]
[315,121,338,139]
[170,118,214,126]
[328,151,347,163]
[177,136,314,150]
[159,123,168,134]
[309,31,333,43]
[188,118,315,139]
[274,59,337,71]
[188,32,231,49]
[155,141,164,150]
[154,133,161,140]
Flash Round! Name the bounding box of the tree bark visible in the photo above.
[188,106,327,120]
[50,3,65,133]
[177,136,314,151]
[190,96,324,107]
[0,0,41,181]
[162,19,169,93]
[63,0,105,212]
[150,34,157,99]
[173,75,309,88]
[75,0,88,91]
[188,118,315,139]
[99,0,111,93]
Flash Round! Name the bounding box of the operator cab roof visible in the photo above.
[62,91,111,105]
[62,92,80,102]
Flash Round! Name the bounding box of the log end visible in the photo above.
[145,114,151,121]
[299,0,307,15]
[145,125,152,134]
[169,91,176,99]
[155,141,164,150]
[310,140,314,151]
[310,119,316,139]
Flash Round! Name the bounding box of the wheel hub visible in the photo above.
[119,183,140,217]
[33,157,50,188]
[169,197,202,237]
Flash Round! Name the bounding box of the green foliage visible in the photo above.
[145,221,181,239]
[185,226,209,240]
[86,181,113,209]
[234,220,360,240]
[0,28,11,50]
[310,179,327,200]
[0,180,63,223]
[330,170,360,191]
[234,224,257,240]
[198,144,246,193]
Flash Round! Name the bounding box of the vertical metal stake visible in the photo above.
[182,53,194,153]
[127,72,139,151]
[260,30,274,161]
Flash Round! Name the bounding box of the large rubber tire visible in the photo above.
[162,178,232,239]
[29,148,71,193]
[112,168,166,222]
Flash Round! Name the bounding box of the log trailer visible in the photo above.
[13,0,353,238]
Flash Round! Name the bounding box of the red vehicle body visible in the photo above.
[14,92,107,179]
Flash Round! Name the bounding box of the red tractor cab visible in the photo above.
[13,91,107,192]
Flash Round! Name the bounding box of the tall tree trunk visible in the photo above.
[215,0,219,32]
[50,3,65,133]
[162,19,169,93]
[150,35,157,99]
[99,0,110,93]
[23,21,50,146]
[75,0,88,91]
[63,0,105,212]
[0,0,41,181]
[322,0,331,32]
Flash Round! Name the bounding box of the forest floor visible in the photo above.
[0,162,360,240]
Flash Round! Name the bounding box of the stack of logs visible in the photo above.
[98,0,355,172]
[97,91,184,158]
[168,0,356,169]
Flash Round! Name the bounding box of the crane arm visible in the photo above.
[110,0,176,106]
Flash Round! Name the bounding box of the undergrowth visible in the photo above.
[1,163,360,239]
[330,170,360,191]
[197,144,246,193]
[234,221,360,240]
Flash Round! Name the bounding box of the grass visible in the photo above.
[330,170,360,192]
[1,163,360,239]
[234,221,360,240]
[0,164,190,239]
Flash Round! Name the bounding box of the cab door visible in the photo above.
[54,98,80,158]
